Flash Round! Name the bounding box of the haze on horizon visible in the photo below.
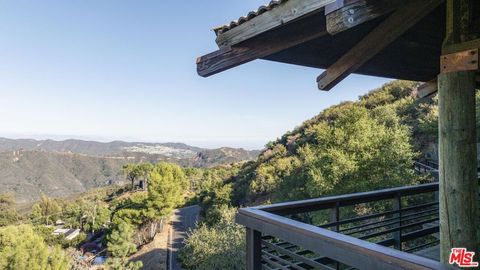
[0,0,391,150]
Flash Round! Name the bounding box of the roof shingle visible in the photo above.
[213,0,289,36]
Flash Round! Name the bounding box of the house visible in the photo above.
[197,0,479,269]
[53,228,81,241]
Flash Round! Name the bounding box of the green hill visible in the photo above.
[229,80,446,206]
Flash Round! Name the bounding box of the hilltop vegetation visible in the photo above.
[0,162,196,270]
[0,139,259,203]
[179,80,445,269]
[229,80,431,205]
[2,80,478,269]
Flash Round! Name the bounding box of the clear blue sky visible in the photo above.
[0,0,391,150]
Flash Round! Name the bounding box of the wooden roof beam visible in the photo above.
[214,0,334,48]
[417,72,480,99]
[417,80,438,98]
[197,15,328,78]
[326,0,402,35]
[317,0,443,91]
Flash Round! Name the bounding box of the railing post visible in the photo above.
[330,202,340,270]
[246,228,262,270]
[393,193,402,250]
[330,202,340,232]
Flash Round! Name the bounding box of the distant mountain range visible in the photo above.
[0,137,260,203]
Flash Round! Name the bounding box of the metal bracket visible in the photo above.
[440,48,479,74]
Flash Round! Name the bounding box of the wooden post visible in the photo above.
[438,71,479,262]
[246,228,262,270]
[438,0,480,264]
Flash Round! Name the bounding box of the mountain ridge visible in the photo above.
[0,137,261,203]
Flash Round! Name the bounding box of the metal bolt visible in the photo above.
[348,9,355,15]
[347,17,354,23]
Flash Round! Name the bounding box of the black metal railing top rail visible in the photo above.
[236,183,454,270]
[414,161,439,175]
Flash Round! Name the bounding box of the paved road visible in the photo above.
[168,205,200,270]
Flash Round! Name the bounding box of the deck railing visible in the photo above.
[236,183,454,270]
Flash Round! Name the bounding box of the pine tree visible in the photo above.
[106,222,142,270]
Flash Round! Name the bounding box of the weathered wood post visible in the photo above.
[438,0,480,263]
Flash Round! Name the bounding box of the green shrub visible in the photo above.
[180,207,245,270]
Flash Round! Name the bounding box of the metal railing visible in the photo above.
[236,183,454,270]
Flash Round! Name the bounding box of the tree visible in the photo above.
[145,163,188,219]
[179,206,245,270]
[123,163,154,190]
[0,225,70,270]
[0,193,19,226]
[106,222,142,270]
[123,164,143,190]
[83,204,111,234]
[274,105,419,202]
[30,193,62,226]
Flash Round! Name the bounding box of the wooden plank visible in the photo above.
[417,80,438,98]
[440,48,479,73]
[442,38,480,54]
[236,209,453,270]
[326,0,402,35]
[317,0,443,91]
[214,0,334,48]
[197,14,328,77]
[325,0,362,15]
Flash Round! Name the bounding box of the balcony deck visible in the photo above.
[236,183,455,270]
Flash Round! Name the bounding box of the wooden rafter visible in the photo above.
[214,0,334,48]
[326,0,402,35]
[317,0,443,91]
[197,15,328,78]
[417,80,438,98]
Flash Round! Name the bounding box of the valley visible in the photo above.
[0,138,260,203]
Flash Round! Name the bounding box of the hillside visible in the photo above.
[0,139,260,203]
[0,150,125,203]
[0,138,203,157]
[228,80,447,206]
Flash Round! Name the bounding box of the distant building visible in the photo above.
[55,219,65,226]
[52,228,80,240]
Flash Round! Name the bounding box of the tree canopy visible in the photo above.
[0,225,70,270]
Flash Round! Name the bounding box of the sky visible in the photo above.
[0,0,391,150]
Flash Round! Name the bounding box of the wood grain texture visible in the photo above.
[214,0,334,48]
[439,0,480,263]
[326,0,401,35]
[417,80,438,98]
[197,14,328,77]
[442,38,480,54]
[317,0,443,91]
[438,71,479,263]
